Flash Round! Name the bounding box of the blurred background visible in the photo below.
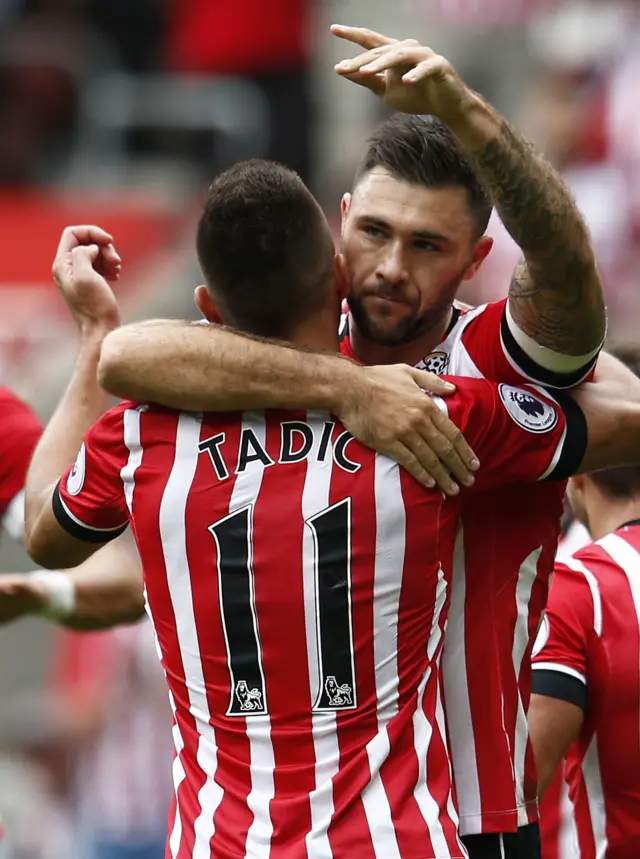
[0,0,638,856]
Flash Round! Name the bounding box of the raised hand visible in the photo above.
[52,225,122,335]
[332,25,474,122]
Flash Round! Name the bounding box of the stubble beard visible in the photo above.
[347,269,467,348]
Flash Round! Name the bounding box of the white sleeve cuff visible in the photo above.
[505,300,604,374]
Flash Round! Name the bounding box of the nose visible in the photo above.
[375,241,408,286]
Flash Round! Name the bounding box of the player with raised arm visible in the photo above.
[95,26,606,859]
[530,347,640,859]
[24,160,599,859]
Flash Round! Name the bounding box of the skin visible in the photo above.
[341,170,492,367]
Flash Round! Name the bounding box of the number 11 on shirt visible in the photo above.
[209,498,357,717]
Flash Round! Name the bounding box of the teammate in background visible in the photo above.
[0,388,43,540]
[530,345,640,859]
[96,25,606,859]
[536,516,586,859]
[23,160,602,859]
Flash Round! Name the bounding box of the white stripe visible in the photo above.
[504,299,602,373]
[121,406,145,515]
[532,662,587,685]
[302,411,337,859]
[158,412,224,859]
[371,455,404,728]
[512,547,541,827]
[442,525,481,835]
[581,735,608,858]
[538,423,567,481]
[230,413,275,859]
[499,833,506,859]
[360,456,406,858]
[562,556,603,635]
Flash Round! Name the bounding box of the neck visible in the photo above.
[348,306,454,367]
[587,496,640,542]
[288,307,340,354]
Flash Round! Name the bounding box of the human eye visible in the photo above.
[413,239,439,252]
[361,224,384,239]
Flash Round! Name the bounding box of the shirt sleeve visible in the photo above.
[531,562,596,710]
[0,388,43,524]
[436,377,587,488]
[52,403,131,543]
[461,298,599,390]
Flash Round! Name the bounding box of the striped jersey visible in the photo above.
[52,377,584,859]
[341,297,598,835]
[532,522,640,858]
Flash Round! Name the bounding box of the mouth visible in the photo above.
[366,293,412,309]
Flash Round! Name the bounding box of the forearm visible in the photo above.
[449,96,605,355]
[99,321,359,411]
[60,539,145,630]
[25,332,109,539]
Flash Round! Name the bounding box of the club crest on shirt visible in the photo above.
[66,443,86,496]
[498,385,558,434]
[324,676,353,707]
[234,680,264,712]
[417,351,449,375]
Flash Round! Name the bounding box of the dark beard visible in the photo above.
[347,270,467,347]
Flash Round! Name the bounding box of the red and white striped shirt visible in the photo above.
[532,522,640,858]
[341,298,597,836]
[53,377,583,859]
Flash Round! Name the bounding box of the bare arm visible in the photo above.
[528,693,583,798]
[99,321,480,495]
[99,320,361,412]
[0,537,144,630]
[571,352,640,473]
[333,25,605,359]
[25,229,122,565]
[453,100,605,358]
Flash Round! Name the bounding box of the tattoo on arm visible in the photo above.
[467,116,605,356]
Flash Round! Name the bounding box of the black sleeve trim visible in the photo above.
[501,310,599,390]
[52,481,128,544]
[532,669,587,710]
[542,391,588,482]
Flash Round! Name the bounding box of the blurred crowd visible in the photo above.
[1,1,640,857]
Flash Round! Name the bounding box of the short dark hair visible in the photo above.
[590,342,640,499]
[196,159,335,339]
[354,114,492,236]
